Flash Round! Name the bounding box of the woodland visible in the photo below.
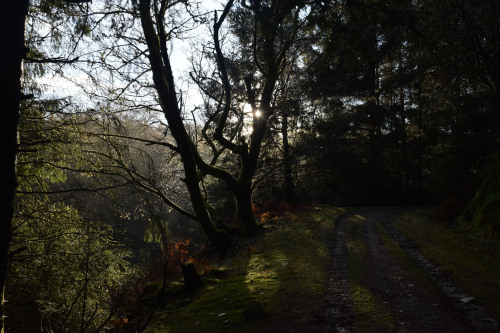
[1,0,500,332]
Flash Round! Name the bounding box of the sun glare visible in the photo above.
[243,103,261,118]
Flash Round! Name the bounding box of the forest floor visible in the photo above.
[139,206,500,333]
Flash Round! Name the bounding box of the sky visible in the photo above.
[33,0,225,112]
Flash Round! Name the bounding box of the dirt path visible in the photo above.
[320,213,355,332]
[323,210,499,333]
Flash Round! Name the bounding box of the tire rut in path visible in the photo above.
[320,213,355,332]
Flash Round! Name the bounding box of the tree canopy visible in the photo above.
[3,0,500,331]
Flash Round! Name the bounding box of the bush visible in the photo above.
[460,158,500,239]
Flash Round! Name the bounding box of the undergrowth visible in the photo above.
[460,159,500,239]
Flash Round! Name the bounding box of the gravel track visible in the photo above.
[321,210,499,333]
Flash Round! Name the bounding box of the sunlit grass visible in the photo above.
[351,284,395,332]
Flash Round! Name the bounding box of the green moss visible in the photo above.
[345,214,396,332]
[351,284,395,332]
[139,207,500,332]
[392,210,500,321]
[144,206,348,332]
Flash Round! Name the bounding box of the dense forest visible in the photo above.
[2,0,500,332]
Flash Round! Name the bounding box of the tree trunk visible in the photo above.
[181,262,203,292]
[235,111,270,238]
[184,169,234,255]
[235,187,257,237]
[399,47,410,205]
[0,2,29,332]
[367,31,383,206]
[416,76,424,205]
[281,113,295,203]
[138,0,234,255]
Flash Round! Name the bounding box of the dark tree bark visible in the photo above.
[138,0,301,245]
[281,113,295,203]
[181,262,203,292]
[0,2,30,332]
[138,0,234,255]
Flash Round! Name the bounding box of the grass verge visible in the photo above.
[392,210,500,321]
[144,205,347,332]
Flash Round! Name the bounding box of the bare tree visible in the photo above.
[135,0,308,253]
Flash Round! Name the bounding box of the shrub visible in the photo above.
[460,158,500,239]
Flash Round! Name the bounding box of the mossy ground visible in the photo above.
[138,207,500,332]
[374,221,440,295]
[144,205,347,332]
[344,214,396,332]
[391,209,500,321]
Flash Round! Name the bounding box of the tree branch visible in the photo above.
[25,56,80,64]
[96,132,179,152]
[64,0,92,3]
[212,0,240,153]
[16,183,129,195]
